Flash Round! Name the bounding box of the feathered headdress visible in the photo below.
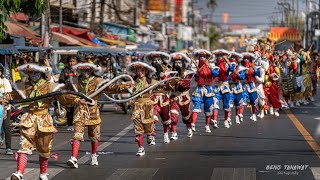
[72,63,104,76]
[144,51,171,64]
[127,61,156,76]
[17,63,52,76]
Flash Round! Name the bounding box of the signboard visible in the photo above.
[148,0,170,11]
[221,13,229,24]
[315,29,320,36]
[269,27,301,42]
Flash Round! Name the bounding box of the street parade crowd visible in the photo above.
[3,38,320,180]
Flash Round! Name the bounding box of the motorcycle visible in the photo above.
[50,99,67,126]
[98,73,131,114]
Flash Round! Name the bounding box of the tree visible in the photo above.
[0,0,46,42]
[207,0,217,10]
[106,0,145,26]
[208,26,221,49]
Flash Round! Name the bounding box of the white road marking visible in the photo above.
[211,168,256,180]
[311,167,320,180]
[78,124,133,164]
[5,123,133,180]
[105,168,159,180]
[6,168,64,180]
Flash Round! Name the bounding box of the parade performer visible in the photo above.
[302,50,313,105]
[144,51,172,144]
[213,49,234,128]
[67,60,131,168]
[10,63,82,180]
[229,52,247,124]
[311,52,320,100]
[280,51,296,107]
[264,53,281,116]
[127,62,179,156]
[241,52,259,121]
[255,57,268,118]
[293,50,305,106]
[169,53,194,139]
[190,50,219,133]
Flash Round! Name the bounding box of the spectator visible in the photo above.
[0,65,13,155]
[59,56,78,131]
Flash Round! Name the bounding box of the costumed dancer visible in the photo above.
[241,52,259,121]
[264,53,281,116]
[10,63,79,180]
[169,53,194,138]
[229,52,247,124]
[293,50,305,106]
[255,56,268,118]
[190,50,219,134]
[212,49,235,128]
[144,51,172,144]
[127,62,178,156]
[280,51,296,108]
[311,52,320,100]
[301,50,313,105]
[67,60,131,168]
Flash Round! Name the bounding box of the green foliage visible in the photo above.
[0,0,46,42]
[208,26,221,49]
[20,0,46,17]
[0,0,21,41]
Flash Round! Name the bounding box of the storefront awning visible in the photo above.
[66,34,99,47]
[4,21,41,45]
[11,13,29,22]
[52,32,81,45]
[99,37,125,46]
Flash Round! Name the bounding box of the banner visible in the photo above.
[148,0,170,11]
[174,0,183,24]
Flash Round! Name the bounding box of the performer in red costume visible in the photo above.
[229,52,247,124]
[264,53,281,116]
[145,51,173,144]
[241,52,259,121]
[169,52,194,139]
[190,50,219,135]
[212,49,235,128]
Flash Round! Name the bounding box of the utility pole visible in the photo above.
[278,2,291,27]
[100,0,105,36]
[43,0,51,47]
[59,0,62,33]
[306,0,309,15]
[296,0,299,29]
[90,0,96,32]
[292,0,295,27]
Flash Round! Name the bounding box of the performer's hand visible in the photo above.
[1,100,8,106]
[128,100,134,106]
[79,99,88,105]
[125,82,134,88]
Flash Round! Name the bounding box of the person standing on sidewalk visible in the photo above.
[0,65,13,155]
[58,56,78,131]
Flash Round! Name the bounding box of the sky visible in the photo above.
[195,0,311,26]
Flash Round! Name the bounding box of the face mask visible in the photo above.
[173,61,183,69]
[80,69,92,79]
[29,72,41,82]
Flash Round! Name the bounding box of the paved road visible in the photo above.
[2,95,320,180]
